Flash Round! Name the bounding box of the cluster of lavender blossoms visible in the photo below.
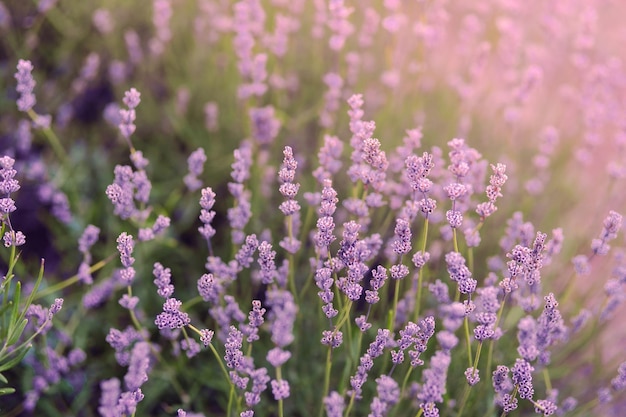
[4,1,626,417]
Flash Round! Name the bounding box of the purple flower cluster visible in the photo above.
[368,375,399,417]
[106,164,151,221]
[314,179,338,258]
[249,106,280,145]
[119,88,140,140]
[241,300,266,343]
[198,187,217,246]
[77,224,100,284]
[228,141,253,245]
[116,232,136,284]
[476,163,508,220]
[394,316,435,367]
[184,148,207,191]
[336,221,369,301]
[445,251,477,296]
[417,350,451,414]
[349,329,391,399]
[154,298,191,330]
[511,358,535,400]
[15,59,36,112]
[138,214,171,241]
[405,151,436,220]
[316,266,338,320]
[278,146,301,253]
[591,210,622,255]
[0,156,25,247]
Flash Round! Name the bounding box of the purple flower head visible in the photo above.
[370,375,399,415]
[3,230,25,247]
[200,329,214,347]
[417,350,451,404]
[321,330,343,348]
[445,251,476,294]
[123,88,141,109]
[324,391,345,417]
[155,298,190,330]
[266,288,297,347]
[98,378,121,417]
[197,273,222,303]
[465,367,480,386]
[446,210,463,228]
[0,156,20,194]
[511,358,534,400]
[78,225,100,254]
[534,399,557,416]
[152,262,174,298]
[257,241,277,285]
[392,218,412,255]
[116,232,135,268]
[250,106,280,145]
[444,183,467,201]
[412,251,431,269]
[116,389,144,416]
[267,347,291,367]
[316,135,344,181]
[592,210,622,255]
[119,294,139,310]
[15,59,36,112]
[124,341,151,391]
[184,148,207,191]
[278,146,301,217]
[366,265,387,304]
[224,326,244,370]
[271,379,290,400]
[242,300,265,343]
[119,88,140,139]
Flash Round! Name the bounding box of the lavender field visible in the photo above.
[1,1,626,416]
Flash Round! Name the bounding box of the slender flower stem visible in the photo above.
[464,315,473,367]
[414,218,429,321]
[276,366,284,417]
[319,346,333,417]
[33,254,114,300]
[27,109,67,162]
[486,293,509,384]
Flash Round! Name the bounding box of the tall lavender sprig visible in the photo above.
[184,148,207,191]
[0,156,25,248]
[15,59,36,112]
[228,141,253,245]
[278,146,301,254]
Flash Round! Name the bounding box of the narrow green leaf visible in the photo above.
[0,344,31,373]
[0,372,7,383]
[0,387,16,396]
[10,281,21,324]
[7,318,28,346]
[17,259,45,325]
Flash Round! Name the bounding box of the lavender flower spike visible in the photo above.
[15,59,36,112]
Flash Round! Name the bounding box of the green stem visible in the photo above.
[34,255,114,300]
[27,109,67,162]
[414,218,429,321]
[319,347,333,417]
[277,366,284,417]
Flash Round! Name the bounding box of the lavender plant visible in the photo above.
[1,1,626,417]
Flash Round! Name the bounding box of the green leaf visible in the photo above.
[10,281,21,325]
[17,259,45,325]
[7,318,28,346]
[0,372,7,383]
[0,343,31,373]
[0,387,16,396]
